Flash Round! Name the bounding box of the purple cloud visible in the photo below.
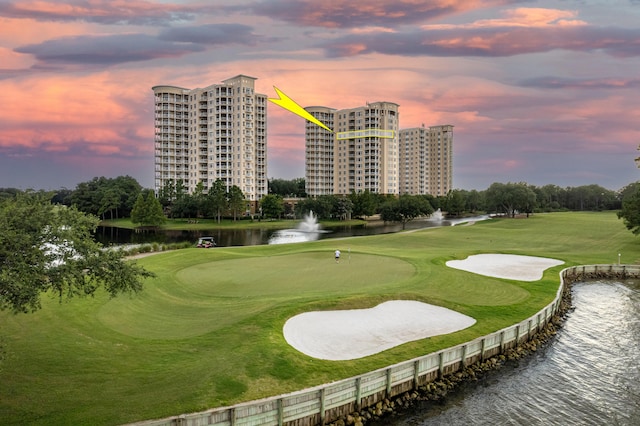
[246,0,519,28]
[15,34,204,66]
[519,76,640,90]
[322,26,640,58]
[158,23,257,45]
[0,0,201,25]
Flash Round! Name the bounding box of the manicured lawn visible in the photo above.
[0,212,637,425]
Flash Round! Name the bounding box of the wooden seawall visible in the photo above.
[131,264,640,426]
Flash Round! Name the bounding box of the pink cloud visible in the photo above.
[0,17,94,47]
[425,8,587,29]
[0,46,35,68]
[322,9,640,58]
[251,0,514,28]
[0,71,153,157]
[0,0,197,25]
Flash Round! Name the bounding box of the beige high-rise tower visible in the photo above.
[153,75,267,204]
[305,106,337,196]
[304,101,400,196]
[399,125,453,196]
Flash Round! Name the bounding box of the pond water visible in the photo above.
[377,279,640,425]
[94,215,488,247]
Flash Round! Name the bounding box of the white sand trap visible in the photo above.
[283,300,476,361]
[446,253,564,281]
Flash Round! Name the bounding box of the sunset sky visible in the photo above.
[1,0,640,192]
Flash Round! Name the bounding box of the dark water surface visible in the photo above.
[94,216,486,247]
[382,280,640,426]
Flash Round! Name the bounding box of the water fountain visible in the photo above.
[269,211,326,244]
[430,208,444,221]
[297,211,321,233]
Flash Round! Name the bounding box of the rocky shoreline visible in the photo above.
[327,283,574,426]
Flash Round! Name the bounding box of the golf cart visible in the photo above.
[196,237,216,248]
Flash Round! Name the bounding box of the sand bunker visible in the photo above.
[284,254,564,360]
[283,300,476,361]
[446,254,564,281]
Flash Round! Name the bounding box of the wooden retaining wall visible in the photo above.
[131,264,640,426]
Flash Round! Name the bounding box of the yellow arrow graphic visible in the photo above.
[268,87,333,133]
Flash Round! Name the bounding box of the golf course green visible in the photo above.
[0,212,637,425]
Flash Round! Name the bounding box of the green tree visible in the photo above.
[379,195,434,229]
[69,179,101,215]
[485,182,537,217]
[192,181,207,218]
[163,179,190,218]
[618,185,640,234]
[294,178,307,198]
[332,197,353,220]
[130,193,147,226]
[207,179,228,223]
[157,179,175,209]
[68,176,142,219]
[534,184,565,211]
[172,195,198,219]
[131,191,165,228]
[349,190,378,218]
[268,178,306,197]
[99,188,122,220]
[465,190,484,213]
[445,189,466,216]
[512,183,537,217]
[0,192,154,313]
[260,194,284,219]
[295,196,336,219]
[227,185,245,221]
[112,175,142,217]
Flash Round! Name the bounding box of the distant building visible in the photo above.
[399,125,453,196]
[305,106,336,196]
[152,75,267,204]
[305,101,400,196]
[304,102,452,197]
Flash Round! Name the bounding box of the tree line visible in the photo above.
[262,181,624,221]
[0,178,632,228]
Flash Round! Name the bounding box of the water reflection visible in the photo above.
[269,211,327,244]
[94,215,490,248]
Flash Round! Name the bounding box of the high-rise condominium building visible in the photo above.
[399,125,453,196]
[305,106,336,196]
[153,75,267,204]
[304,101,400,196]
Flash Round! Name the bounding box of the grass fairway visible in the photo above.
[1,212,638,425]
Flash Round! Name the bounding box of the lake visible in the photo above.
[95,215,489,247]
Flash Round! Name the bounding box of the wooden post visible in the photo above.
[277,398,283,426]
[438,352,444,378]
[355,377,362,411]
[319,388,326,425]
[386,368,392,398]
[461,344,467,367]
[413,360,420,389]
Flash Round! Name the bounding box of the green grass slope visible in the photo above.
[0,212,637,425]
